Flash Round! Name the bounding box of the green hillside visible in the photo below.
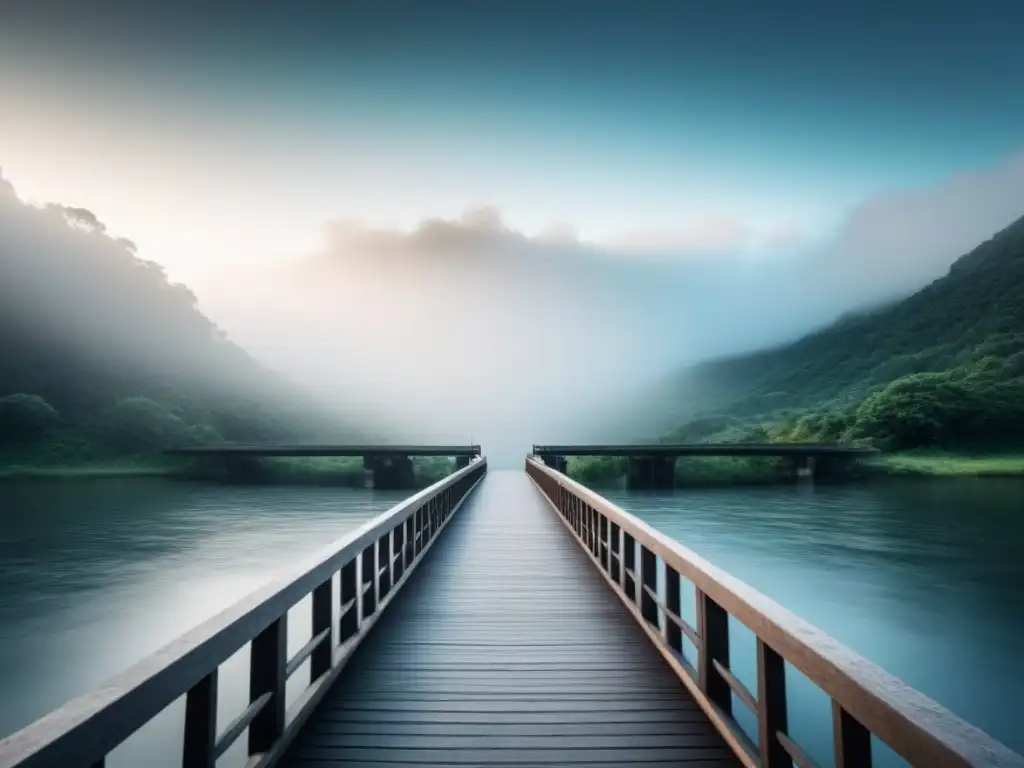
[0,171,360,472]
[662,213,1024,452]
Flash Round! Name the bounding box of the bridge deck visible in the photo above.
[281,470,737,767]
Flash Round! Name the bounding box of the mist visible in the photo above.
[189,148,1024,465]
[0,171,370,444]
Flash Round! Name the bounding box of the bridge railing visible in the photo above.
[525,455,1023,768]
[0,458,487,768]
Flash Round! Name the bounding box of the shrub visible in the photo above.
[94,397,192,454]
[0,393,59,443]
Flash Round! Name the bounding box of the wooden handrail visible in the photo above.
[0,458,487,768]
[525,455,1024,768]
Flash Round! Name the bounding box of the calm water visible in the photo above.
[0,477,1021,765]
[605,479,1024,765]
[0,480,410,766]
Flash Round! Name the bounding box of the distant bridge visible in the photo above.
[532,443,878,489]
[165,445,482,488]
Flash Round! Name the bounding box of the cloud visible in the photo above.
[762,220,804,250]
[606,215,755,256]
[195,146,1024,456]
[810,150,1024,303]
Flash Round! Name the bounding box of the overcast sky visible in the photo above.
[3,0,1023,281]
[3,0,1023,459]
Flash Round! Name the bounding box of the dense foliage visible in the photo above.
[662,213,1024,451]
[0,171,358,466]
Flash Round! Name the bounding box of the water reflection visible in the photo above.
[1,477,1021,766]
[0,479,408,766]
[605,478,1024,764]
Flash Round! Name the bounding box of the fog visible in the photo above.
[187,149,1024,465]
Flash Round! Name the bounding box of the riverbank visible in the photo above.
[0,462,172,480]
[567,455,793,489]
[0,454,456,487]
[565,450,1024,487]
[866,451,1024,478]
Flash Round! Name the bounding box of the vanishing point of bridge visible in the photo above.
[1,448,1019,768]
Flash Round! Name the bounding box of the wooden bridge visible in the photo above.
[533,443,879,489]
[1,455,1020,768]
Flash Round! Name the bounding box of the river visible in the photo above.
[0,476,1021,765]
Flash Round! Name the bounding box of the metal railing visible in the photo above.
[525,455,1023,768]
[0,458,487,768]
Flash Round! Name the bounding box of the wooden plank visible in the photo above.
[280,471,738,767]
[285,745,737,762]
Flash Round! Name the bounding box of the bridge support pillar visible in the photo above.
[539,453,567,474]
[627,456,676,490]
[365,455,416,490]
[794,455,816,482]
[219,454,264,482]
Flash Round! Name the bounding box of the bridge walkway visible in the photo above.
[281,470,737,767]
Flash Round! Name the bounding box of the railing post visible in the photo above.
[393,522,405,582]
[757,639,789,767]
[665,565,682,656]
[182,669,217,768]
[361,543,377,619]
[599,514,609,572]
[405,516,415,565]
[339,558,358,642]
[623,532,637,603]
[311,575,333,681]
[248,617,286,755]
[415,507,424,556]
[833,701,872,767]
[378,531,392,601]
[697,590,732,715]
[610,522,622,585]
[640,546,658,629]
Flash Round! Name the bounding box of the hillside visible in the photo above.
[0,171,360,466]
[660,213,1024,450]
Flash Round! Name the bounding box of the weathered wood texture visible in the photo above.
[281,471,738,767]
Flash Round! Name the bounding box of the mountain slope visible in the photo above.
[659,213,1024,449]
[0,170,362,461]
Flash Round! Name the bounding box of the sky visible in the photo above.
[3,0,1024,460]
[3,0,1024,279]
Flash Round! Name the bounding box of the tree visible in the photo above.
[0,393,60,443]
[94,397,192,453]
[852,373,981,449]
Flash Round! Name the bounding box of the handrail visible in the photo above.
[0,458,487,768]
[525,455,1023,768]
